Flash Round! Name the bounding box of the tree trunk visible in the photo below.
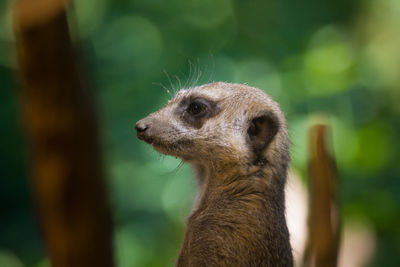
[14,1,114,266]
[303,124,341,267]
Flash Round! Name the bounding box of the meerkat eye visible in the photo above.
[178,97,219,128]
[187,101,206,116]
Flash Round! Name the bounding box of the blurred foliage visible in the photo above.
[1,0,400,266]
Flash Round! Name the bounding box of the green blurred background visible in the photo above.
[1,0,400,266]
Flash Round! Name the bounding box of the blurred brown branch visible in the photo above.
[14,1,114,266]
[303,124,341,267]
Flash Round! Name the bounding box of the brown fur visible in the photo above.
[136,82,293,266]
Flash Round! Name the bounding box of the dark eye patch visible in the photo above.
[176,96,220,129]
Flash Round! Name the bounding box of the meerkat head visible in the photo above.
[136,82,289,175]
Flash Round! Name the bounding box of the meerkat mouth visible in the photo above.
[151,141,175,156]
[150,139,193,159]
[136,131,153,144]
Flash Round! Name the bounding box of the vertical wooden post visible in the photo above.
[303,124,340,267]
[14,1,114,266]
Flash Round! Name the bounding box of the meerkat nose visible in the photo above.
[135,121,148,133]
[135,120,152,142]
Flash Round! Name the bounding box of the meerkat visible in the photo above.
[135,82,293,266]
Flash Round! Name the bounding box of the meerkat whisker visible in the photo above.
[174,75,182,92]
[163,69,175,93]
[152,82,171,96]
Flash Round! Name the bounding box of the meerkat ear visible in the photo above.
[247,111,280,154]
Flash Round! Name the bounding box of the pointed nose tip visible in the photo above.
[135,121,148,133]
[135,120,152,142]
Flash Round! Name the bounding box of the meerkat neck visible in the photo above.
[191,163,286,213]
[183,163,292,266]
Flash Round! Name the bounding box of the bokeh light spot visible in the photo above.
[72,0,108,37]
[95,15,163,72]
[303,26,356,96]
[161,165,196,224]
[235,59,282,100]
[176,0,233,28]
[0,250,23,267]
[115,225,152,267]
[353,122,394,173]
